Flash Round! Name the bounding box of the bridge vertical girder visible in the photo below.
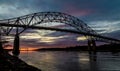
[0,41,3,53]
[12,34,20,56]
[12,26,20,57]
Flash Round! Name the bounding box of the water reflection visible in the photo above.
[19,51,120,71]
[89,51,97,71]
[54,51,82,71]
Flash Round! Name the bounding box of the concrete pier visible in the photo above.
[88,39,96,51]
[12,34,20,56]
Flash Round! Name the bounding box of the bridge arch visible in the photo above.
[0,12,96,36]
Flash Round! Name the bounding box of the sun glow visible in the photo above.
[4,46,38,51]
[38,35,67,43]
[21,32,68,43]
[20,47,38,51]
[77,36,87,41]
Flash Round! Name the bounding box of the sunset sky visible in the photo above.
[0,0,120,48]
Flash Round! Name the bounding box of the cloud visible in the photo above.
[0,0,120,21]
[103,30,120,39]
[19,30,87,48]
[89,20,120,34]
[0,0,42,19]
[0,0,120,48]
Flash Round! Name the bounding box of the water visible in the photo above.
[19,51,120,71]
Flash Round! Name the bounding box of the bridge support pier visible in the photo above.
[0,32,3,53]
[12,34,20,57]
[0,41,3,53]
[88,39,96,51]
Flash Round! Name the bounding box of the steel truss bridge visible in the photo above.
[0,12,120,56]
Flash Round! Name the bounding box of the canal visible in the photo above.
[19,51,120,71]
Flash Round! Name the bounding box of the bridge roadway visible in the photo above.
[0,22,120,44]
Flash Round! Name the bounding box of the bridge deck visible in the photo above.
[0,23,120,43]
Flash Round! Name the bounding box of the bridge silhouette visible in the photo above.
[0,12,120,56]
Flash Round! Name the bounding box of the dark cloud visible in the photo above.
[103,30,120,39]
[0,0,120,20]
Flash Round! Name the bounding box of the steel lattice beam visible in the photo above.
[0,12,120,44]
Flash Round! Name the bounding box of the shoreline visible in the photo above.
[0,50,41,71]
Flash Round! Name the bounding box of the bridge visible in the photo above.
[0,12,120,56]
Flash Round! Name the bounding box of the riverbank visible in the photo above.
[0,50,41,71]
[37,44,120,52]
